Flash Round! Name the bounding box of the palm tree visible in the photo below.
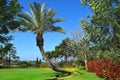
[17,2,72,74]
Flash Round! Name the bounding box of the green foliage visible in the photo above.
[80,0,120,47]
[0,0,22,63]
[18,61,32,68]
[75,59,85,66]
[0,0,22,37]
[46,38,75,61]
[46,38,77,68]
[80,0,120,59]
[40,63,49,68]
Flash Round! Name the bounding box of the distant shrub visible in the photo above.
[75,60,85,66]
[58,61,75,68]
[40,63,49,68]
[77,66,85,70]
[18,61,32,68]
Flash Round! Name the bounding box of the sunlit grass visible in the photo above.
[64,67,78,71]
[63,70,104,80]
[0,68,104,80]
[0,68,55,80]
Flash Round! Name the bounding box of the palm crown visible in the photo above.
[17,2,65,34]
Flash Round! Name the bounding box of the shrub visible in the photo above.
[40,63,49,68]
[77,66,85,70]
[87,58,120,80]
[87,59,98,72]
[18,61,32,68]
[96,58,112,78]
[108,63,120,80]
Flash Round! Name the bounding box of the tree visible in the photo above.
[46,38,76,67]
[7,45,19,67]
[17,2,72,74]
[80,0,120,59]
[0,0,22,64]
[36,57,39,64]
[71,30,90,70]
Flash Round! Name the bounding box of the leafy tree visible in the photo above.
[71,30,90,70]
[0,0,22,64]
[17,2,72,74]
[7,44,19,67]
[54,38,75,61]
[80,0,120,59]
[46,38,76,67]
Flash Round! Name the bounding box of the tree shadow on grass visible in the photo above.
[46,70,83,80]
[46,72,69,80]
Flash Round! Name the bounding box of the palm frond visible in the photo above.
[41,3,46,21]
[46,8,56,17]
[34,2,41,15]
[33,2,41,27]
[17,19,34,32]
[44,26,66,34]
[53,18,65,23]
[29,3,37,19]
[17,12,34,25]
[29,3,39,27]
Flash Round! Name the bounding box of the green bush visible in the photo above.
[77,66,85,70]
[18,61,32,68]
[40,63,49,68]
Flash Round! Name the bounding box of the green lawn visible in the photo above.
[0,68,104,80]
[63,70,104,80]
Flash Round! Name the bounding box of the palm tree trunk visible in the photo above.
[36,32,72,75]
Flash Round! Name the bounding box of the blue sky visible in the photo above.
[12,0,92,61]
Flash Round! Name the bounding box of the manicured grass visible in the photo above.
[0,68,104,80]
[0,68,55,80]
[61,70,104,80]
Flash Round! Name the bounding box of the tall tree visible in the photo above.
[80,0,120,58]
[17,2,72,74]
[0,0,21,65]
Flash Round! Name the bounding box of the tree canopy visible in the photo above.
[0,0,22,64]
[80,0,120,59]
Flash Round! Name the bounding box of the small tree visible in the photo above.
[71,30,89,70]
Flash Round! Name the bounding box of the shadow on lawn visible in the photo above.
[46,71,83,80]
[46,72,69,80]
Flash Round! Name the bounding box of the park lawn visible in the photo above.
[0,68,55,80]
[60,70,104,80]
[0,68,104,80]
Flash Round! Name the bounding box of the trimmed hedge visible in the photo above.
[87,58,120,80]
